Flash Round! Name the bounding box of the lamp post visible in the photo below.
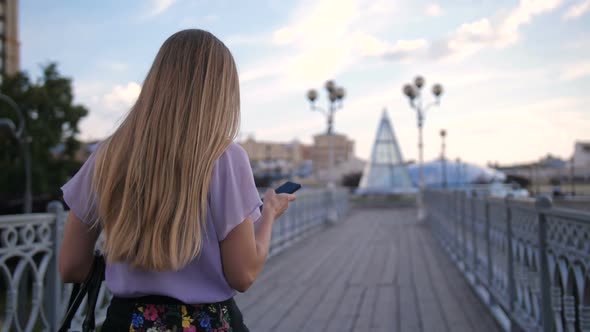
[0,93,32,213]
[306,80,346,187]
[402,76,443,220]
[440,129,447,189]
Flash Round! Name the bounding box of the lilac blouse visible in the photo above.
[61,142,263,303]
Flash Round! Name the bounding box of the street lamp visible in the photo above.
[440,129,447,189]
[0,93,32,213]
[402,76,443,219]
[306,80,346,187]
[306,80,346,223]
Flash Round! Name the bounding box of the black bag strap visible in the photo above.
[82,255,105,332]
[58,253,105,332]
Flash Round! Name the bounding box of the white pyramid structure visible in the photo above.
[357,109,416,194]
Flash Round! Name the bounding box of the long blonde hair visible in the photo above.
[92,29,240,271]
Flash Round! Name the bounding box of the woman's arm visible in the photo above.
[220,190,295,292]
[58,212,101,283]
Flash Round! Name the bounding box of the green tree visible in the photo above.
[0,63,89,211]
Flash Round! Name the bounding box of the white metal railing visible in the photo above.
[425,189,590,332]
[0,188,349,331]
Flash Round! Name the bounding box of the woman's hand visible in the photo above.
[220,190,296,292]
[262,189,296,221]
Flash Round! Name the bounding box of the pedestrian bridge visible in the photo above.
[236,208,501,332]
[1,189,589,331]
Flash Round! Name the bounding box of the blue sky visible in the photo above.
[21,0,590,165]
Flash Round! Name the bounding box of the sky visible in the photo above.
[21,0,590,166]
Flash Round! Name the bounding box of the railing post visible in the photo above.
[454,190,460,258]
[485,199,494,292]
[47,201,64,331]
[461,191,468,266]
[449,192,454,254]
[506,196,516,313]
[471,190,478,276]
[535,195,555,332]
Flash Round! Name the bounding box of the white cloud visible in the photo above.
[103,82,142,113]
[425,3,444,17]
[273,27,297,45]
[234,0,406,94]
[498,0,563,45]
[377,38,429,61]
[146,0,176,18]
[560,61,590,80]
[350,0,564,63]
[439,0,563,61]
[356,33,391,56]
[562,0,590,19]
[74,81,142,140]
[239,62,281,83]
[234,0,356,93]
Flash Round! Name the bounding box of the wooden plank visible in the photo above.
[235,208,502,332]
[353,286,378,330]
[411,225,449,332]
[271,222,366,331]
[299,220,380,331]
[419,227,502,332]
[325,285,365,331]
[398,223,422,332]
[372,285,397,331]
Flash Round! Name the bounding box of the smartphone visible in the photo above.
[274,181,302,194]
[260,181,302,211]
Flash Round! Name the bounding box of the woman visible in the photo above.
[58,29,295,331]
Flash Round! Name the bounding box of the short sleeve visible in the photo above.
[209,143,263,241]
[61,152,99,226]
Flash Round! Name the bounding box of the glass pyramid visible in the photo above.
[357,109,416,194]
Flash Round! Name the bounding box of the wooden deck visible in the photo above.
[236,208,502,332]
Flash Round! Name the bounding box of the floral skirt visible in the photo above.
[101,295,249,332]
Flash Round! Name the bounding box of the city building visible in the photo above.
[495,155,567,182]
[0,0,19,82]
[238,137,313,178]
[239,133,362,184]
[494,141,590,184]
[573,141,590,168]
[239,137,307,165]
[311,133,355,172]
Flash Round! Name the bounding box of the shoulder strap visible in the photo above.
[58,253,105,332]
[82,255,106,332]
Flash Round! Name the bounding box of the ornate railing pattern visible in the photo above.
[425,190,590,332]
[0,188,349,332]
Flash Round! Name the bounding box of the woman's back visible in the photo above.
[58,29,295,331]
[62,142,262,303]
